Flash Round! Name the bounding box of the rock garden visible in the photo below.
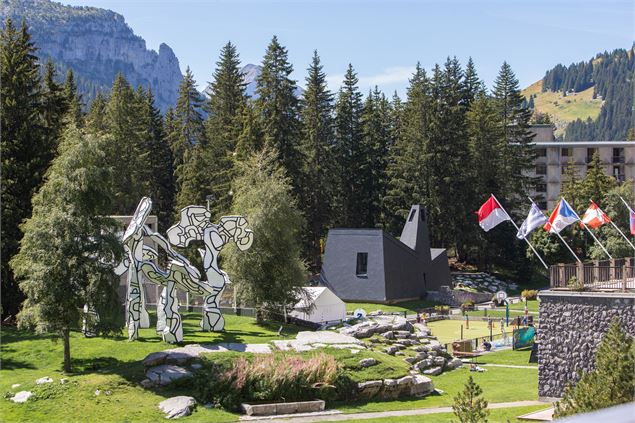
[452,272,518,294]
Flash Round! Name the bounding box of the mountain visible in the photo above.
[0,0,182,112]
[240,63,304,99]
[523,46,634,140]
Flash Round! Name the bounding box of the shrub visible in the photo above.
[521,290,538,300]
[452,375,489,423]
[193,352,348,410]
[567,276,584,291]
[460,300,474,312]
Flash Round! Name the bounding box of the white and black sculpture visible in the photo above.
[118,197,253,343]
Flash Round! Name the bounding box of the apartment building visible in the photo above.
[529,125,635,210]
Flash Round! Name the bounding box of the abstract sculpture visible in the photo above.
[118,197,253,343]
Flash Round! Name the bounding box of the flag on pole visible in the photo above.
[630,210,635,235]
[544,198,579,234]
[476,195,510,231]
[517,203,548,239]
[580,200,611,229]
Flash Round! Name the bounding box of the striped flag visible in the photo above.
[630,210,635,235]
[517,203,548,239]
[476,195,510,232]
[580,200,611,229]
[544,198,579,234]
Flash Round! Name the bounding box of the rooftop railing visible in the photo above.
[549,257,635,291]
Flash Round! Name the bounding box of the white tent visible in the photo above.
[290,287,346,324]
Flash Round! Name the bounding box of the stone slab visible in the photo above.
[159,396,196,419]
[241,400,325,416]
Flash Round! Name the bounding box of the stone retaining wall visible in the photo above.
[427,286,493,307]
[538,290,635,399]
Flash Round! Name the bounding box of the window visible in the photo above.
[536,148,547,157]
[408,209,416,222]
[536,183,547,193]
[561,147,571,157]
[356,253,368,276]
[536,163,547,175]
[613,148,624,164]
[538,201,548,210]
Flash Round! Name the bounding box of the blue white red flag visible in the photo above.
[630,210,635,236]
[544,198,579,234]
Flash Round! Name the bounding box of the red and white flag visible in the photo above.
[581,200,611,229]
[476,195,510,232]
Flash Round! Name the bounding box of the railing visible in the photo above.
[549,257,635,291]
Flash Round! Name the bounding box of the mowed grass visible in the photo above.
[337,353,538,414]
[427,319,496,344]
[0,313,302,422]
[345,299,440,314]
[344,404,550,422]
[522,79,602,136]
[480,348,537,366]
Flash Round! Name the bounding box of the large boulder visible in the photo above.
[446,358,463,370]
[10,391,32,403]
[146,365,193,386]
[359,358,378,368]
[410,375,434,396]
[423,366,443,376]
[158,396,196,419]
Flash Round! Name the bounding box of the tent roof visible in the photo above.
[294,287,343,308]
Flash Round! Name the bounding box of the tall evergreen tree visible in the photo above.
[63,69,82,126]
[85,91,107,133]
[333,64,364,227]
[203,42,247,217]
[235,101,264,161]
[40,59,66,166]
[299,51,337,269]
[0,19,45,317]
[255,36,302,189]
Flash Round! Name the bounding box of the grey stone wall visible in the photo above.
[538,291,635,398]
[427,286,493,307]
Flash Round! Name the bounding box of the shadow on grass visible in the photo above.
[1,357,38,370]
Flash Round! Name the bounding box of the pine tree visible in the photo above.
[0,18,45,317]
[555,318,634,418]
[224,148,307,316]
[452,376,489,423]
[463,57,483,106]
[299,51,337,269]
[102,73,147,213]
[203,42,247,217]
[171,67,206,201]
[85,91,107,133]
[11,125,123,372]
[384,63,431,234]
[334,64,364,227]
[64,69,82,126]
[235,101,264,161]
[255,36,302,190]
[40,59,66,167]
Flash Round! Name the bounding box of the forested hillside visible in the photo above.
[531,47,634,140]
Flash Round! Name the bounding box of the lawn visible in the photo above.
[345,299,440,314]
[427,319,496,344]
[0,313,301,423]
[479,348,537,366]
[344,404,550,422]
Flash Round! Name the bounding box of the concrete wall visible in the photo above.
[383,235,425,301]
[538,290,635,399]
[320,229,387,302]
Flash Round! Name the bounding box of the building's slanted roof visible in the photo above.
[533,141,634,147]
[293,287,342,309]
[430,248,446,260]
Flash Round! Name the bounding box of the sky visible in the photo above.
[60,0,634,95]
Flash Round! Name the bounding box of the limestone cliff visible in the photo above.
[1,0,182,112]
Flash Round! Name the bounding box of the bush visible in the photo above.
[193,352,349,410]
[567,276,584,291]
[460,300,474,312]
[521,290,538,301]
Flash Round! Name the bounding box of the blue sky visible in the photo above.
[61,0,634,95]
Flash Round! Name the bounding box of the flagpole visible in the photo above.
[570,204,613,259]
[609,221,635,251]
[619,196,634,213]
[491,194,549,270]
[533,197,582,264]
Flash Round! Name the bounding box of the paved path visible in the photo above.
[240,400,546,422]
[481,363,538,369]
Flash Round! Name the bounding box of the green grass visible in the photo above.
[337,349,538,414]
[344,404,550,422]
[345,299,440,314]
[479,348,537,366]
[0,313,301,422]
[509,300,539,312]
[427,319,495,344]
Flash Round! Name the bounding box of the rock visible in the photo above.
[404,356,418,364]
[146,365,193,386]
[357,380,383,398]
[143,351,168,367]
[359,358,378,368]
[393,343,406,350]
[396,375,414,386]
[140,379,154,388]
[59,378,68,384]
[95,389,101,396]
[11,383,21,389]
[35,377,53,385]
[10,391,32,403]
[190,363,203,370]
[159,396,197,419]
[380,331,395,340]
[383,378,397,387]
[433,356,446,367]
[428,350,438,357]
[384,346,399,355]
[415,359,433,370]
[414,352,428,361]
[410,374,434,396]
[395,351,405,356]
[423,366,443,376]
[446,358,463,370]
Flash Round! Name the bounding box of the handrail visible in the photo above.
[549,257,635,291]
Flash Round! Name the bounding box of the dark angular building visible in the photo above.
[320,205,451,303]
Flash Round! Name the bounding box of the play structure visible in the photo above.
[115,197,253,343]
